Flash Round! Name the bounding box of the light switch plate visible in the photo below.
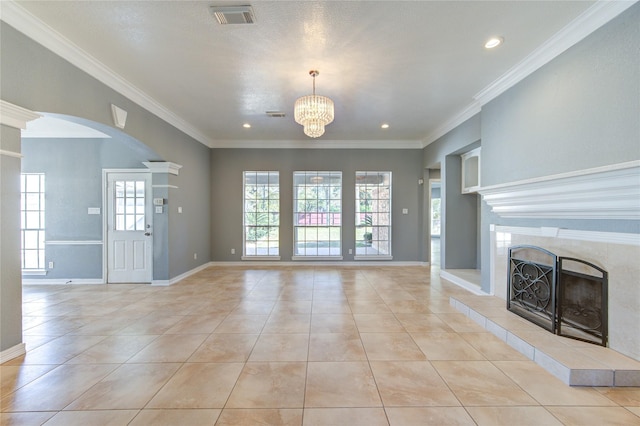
[155,206,163,214]
[87,207,100,215]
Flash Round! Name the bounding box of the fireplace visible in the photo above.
[508,245,608,346]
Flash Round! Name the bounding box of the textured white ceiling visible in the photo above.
[11,1,597,147]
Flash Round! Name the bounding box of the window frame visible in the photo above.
[114,180,146,231]
[292,171,343,260]
[242,171,281,260]
[354,171,392,260]
[21,173,46,273]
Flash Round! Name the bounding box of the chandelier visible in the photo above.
[294,70,334,138]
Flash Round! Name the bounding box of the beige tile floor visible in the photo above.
[1,265,640,425]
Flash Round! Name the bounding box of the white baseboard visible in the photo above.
[440,270,489,296]
[22,278,104,285]
[151,262,214,286]
[153,261,427,285]
[0,343,26,363]
[208,261,427,267]
[23,261,431,287]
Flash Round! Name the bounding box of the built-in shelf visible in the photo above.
[461,147,481,194]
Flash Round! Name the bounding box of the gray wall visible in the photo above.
[0,125,24,352]
[477,4,640,292]
[422,115,482,269]
[481,4,640,186]
[1,22,211,281]
[423,5,640,292]
[422,115,481,169]
[21,137,157,280]
[443,153,480,269]
[167,143,211,278]
[210,149,424,262]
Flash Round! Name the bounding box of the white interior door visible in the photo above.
[107,172,153,283]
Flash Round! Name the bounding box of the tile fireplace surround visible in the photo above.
[469,161,640,386]
[450,224,640,386]
[491,226,639,362]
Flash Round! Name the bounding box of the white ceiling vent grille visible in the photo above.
[211,6,255,25]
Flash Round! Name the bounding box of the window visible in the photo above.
[21,173,46,270]
[431,197,441,237]
[293,171,342,258]
[355,171,391,258]
[243,171,280,258]
[114,180,146,231]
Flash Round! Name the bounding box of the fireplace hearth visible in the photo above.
[508,245,608,346]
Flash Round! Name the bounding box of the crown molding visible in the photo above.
[210,139,424,149]
[423,0,636,147]
[0,100,41,129]
[473,0,637,106]
[0,1,215,148]
[143,161,183,175]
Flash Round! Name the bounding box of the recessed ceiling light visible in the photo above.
[243,123,251,128]
[381,123,390,129]
[485,36,504,49]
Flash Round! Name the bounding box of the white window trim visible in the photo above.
[242,171,280,258]
[21,173,46,272]
[355,171,392,258]
[292,171,343,258]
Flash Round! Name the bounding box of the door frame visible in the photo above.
[102,169,153,283]
[428,178,441,267]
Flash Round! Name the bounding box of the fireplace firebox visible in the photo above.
[507,245,608,346]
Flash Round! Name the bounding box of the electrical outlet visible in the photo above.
[48,261,54,269]
[194,253,197,260]
[231,248,235,255]
[348,249,353,254]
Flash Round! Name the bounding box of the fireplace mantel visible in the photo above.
[479,161,640,220]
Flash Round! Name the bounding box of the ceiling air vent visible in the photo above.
[266,111,286,118]
[210,5,255,25]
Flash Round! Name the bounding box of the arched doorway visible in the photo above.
[20,113,162,284]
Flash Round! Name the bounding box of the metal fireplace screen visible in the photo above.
[507,246,558,334]
[507,245,608,346]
